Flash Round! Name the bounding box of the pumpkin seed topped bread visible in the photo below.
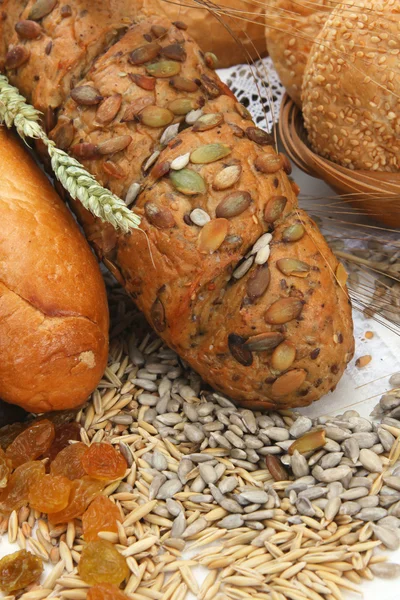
[0,4,354,409]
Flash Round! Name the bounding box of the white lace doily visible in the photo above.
[218,56,285,133]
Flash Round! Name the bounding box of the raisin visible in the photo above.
[45,422,81,463]
[82,443,127,481]
[78,540,129,586]
[88,584,130,600]
[49,477,104,524]
[82,496,122,542]
[29,474,72,514]
[50,442,87,480]
[0,550,42,593]
[0,461,45,514]
[0,421,28,450]
[0,448,12,488]
[5,420,55,467]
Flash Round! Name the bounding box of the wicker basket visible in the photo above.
[279,94,400,229]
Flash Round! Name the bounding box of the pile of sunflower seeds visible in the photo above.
[5,280,400,600]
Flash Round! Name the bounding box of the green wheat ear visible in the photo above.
[0,74,141,233]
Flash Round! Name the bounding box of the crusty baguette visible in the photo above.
[0,127,109,413]
[1,7,354,409]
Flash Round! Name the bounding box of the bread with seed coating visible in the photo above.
[0,12,354,409]
[0,128,109,413]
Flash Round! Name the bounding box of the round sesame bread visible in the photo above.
[302,0,400,172]
[265,0,335,107]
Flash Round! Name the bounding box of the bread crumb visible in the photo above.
[356,355,372,368]
[79,351,96,369]
[365,331,374,339]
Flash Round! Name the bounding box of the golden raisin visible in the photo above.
[0,461,45,514]
[78,540,129,586]
[82,496,122,541]
[0,448,12,488]
[50,442,87,480]
[82,443,127,481]
[29,474,72,514]
[0,550,42,593]
[5,420,55,468]
[88,584,130,600]
[45,421,82,463]
[49,477,104,525]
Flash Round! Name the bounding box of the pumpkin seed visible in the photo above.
[139,105,174,128]
[265,297,304,324]
[271,341,296,371]
[28,0,57,20]
[144,202,176,229]
[190,143,231,164]
[169,76,199,93]
[190,208,210,227]
[97,135,132,155]
[129,42,160,65]
[170,169,206,195]
[271,369,307,397]
[168,98,197,115]
[235,103,252,120]
[264,195,287,223]
[288,430,326,455]
[228,334,253,367]
[276,259,311,278]
[96,94,122,124]
[193,113,224,133]
[246,127,274,146]
[215,191,251,219]
[71,85,103,106]
[200,74,221,98]
[50,117,74,150]
[146,60,181,77]
[255,153,283,174]
[171,153,190,171]
[15,20,42,39]
[246,265,270,300]
[198,219,229,253]
[5,46,30,69]
[282,223,305,243]
[160,43,186,61]
[212,164,241,190]
[244,332,285,352]
[151,24,167,38]
[129,73,156,91]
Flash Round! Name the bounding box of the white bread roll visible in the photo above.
[0,128,109,413]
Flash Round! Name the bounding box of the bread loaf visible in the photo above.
[302,0,400,172]
[0,127,109,413]
[140,0,267,68]
[1,4,354,409]
[264,0,334,107]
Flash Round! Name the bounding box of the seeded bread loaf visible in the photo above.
[0,127,109,414]
[0,7,354,408]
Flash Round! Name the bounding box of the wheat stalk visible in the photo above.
[0,74,141,233]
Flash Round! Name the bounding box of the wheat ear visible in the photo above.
[0,74,140,233]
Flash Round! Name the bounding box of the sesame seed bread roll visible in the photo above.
[140,0,267,68]
[0,128,109,413]
[264,0,334,107]
[302,0,400,172]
